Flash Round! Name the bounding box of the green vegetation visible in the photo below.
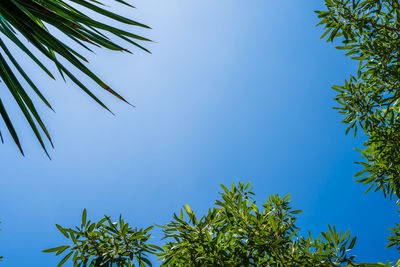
[316,0,400,254]
[43,210,158,266]
[316,0,400,198]
[0,0,399,265]
[45,182,358,266]
[0,0,150,156]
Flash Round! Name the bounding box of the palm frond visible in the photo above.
[0,0,150,156]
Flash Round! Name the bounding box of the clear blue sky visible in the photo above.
[0,0,398,265]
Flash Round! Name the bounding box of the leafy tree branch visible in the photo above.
[45,182,358,266]
[0,0,150,156]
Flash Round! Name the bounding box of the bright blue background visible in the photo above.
[0,0,398,265]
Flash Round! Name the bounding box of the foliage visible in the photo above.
[43,209,160,267]
[316,0,400,199]
[386,201,400,258]
[0,0,150,156]
[45,183,359,266]
[158,182,357,266]
[316,0,400,253]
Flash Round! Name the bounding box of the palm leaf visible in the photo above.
[0,0,150,156]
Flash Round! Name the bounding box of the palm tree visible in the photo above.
[0,0,150,157]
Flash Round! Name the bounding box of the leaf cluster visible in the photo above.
[44,183,359,266]
[157,182,357,266]
[317,0,400,254]
[316,0,400,199]
[0,0,150,156]
[43,209,160,267]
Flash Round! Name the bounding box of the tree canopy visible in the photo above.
[316,0,400,199]
[316,0,400,256]
[44,182,358,266]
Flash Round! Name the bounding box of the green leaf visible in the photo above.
[57,251,73,267]
[348,236,357,249]
[43,245,70,253]
[82,208,87,228]
[56,224,69,239]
